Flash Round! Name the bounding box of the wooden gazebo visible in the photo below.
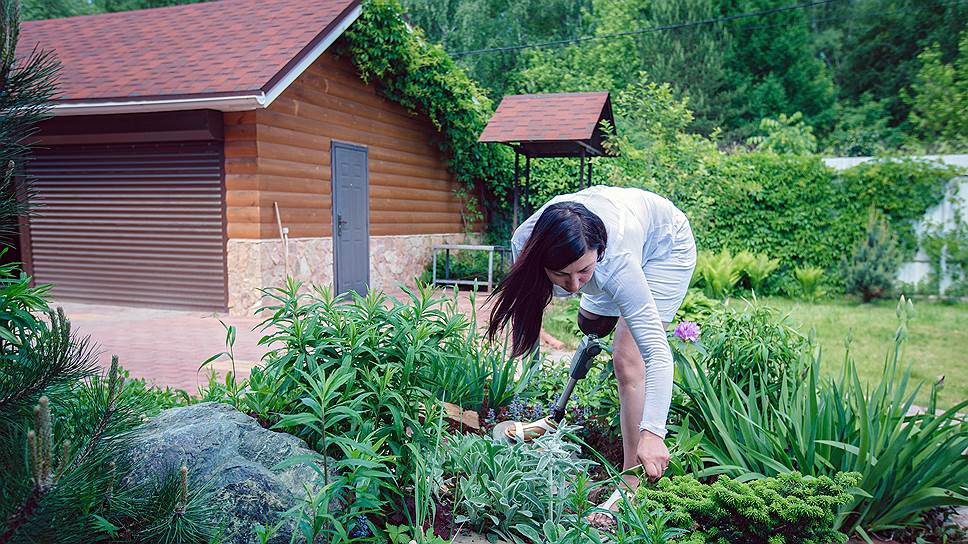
[478,92,616,226]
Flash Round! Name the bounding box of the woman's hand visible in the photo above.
[636,429,669,482]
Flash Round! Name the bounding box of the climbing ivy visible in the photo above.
[336,0,513,228]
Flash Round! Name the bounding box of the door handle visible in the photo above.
[337,214,348,236]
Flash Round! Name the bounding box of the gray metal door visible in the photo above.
[331,141,369,296]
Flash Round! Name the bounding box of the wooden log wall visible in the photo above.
[224,52,467,239]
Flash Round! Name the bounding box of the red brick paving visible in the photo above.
[54,288,569,395]
[54,300,266,393]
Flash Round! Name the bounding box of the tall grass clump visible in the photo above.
[672,296,968,539]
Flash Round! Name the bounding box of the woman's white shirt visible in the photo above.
[510,186,687,438]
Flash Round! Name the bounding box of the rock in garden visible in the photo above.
[124,402,338,544]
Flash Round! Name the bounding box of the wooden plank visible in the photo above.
[293,68,428,126]
[370,197,463,213]
[262,101,435,153]
[227,190,331,209]
[371,210,461,224]
[225,157,259,175]
[371,223,465,236]
[227,222,261,239]
[257,157,328,181]
[227,206,264,224]
[224,111,257,125]
[223,122,256,141]
[369,158,452,183]
[259,173,332,194]
[224,139,257,158]
[369,185,462,202]
[258,117,442,164]
[369,171,454,192]
[225,174,259,191]
[258,140,325,165]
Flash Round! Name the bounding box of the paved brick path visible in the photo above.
[54,300,267,393]
[53,286,573,394]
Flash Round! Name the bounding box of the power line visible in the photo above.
[448,0,840,57]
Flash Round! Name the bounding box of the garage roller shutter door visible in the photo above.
[25,141,226,310]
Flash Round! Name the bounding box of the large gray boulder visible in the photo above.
[125,402,338,544]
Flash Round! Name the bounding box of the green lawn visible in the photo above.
[542,296,968,410]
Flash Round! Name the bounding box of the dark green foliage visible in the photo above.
[831,0,968,125]
[717,0,837,140]
[638,472,860,544]
[21,0,207,20]
[246,281,533,532]
[821,95,910,157]
[841,210,899,302]
[1,349,217,543]
[138,466,218,544]
[400,0,591,101]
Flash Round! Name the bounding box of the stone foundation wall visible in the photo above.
[227,232,471,315]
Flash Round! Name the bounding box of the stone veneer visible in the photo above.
[227,232,471,315]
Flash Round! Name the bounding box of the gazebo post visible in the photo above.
[513,149,520,227]
[588,159,593,188]
[524,155,531,215]
[578,146,586,190]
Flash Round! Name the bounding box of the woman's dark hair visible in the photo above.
[487,202,607,358]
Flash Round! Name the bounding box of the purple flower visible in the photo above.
[674,321,701,342]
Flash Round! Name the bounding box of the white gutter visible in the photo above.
[49,3,362,117]
[51,93,266,116]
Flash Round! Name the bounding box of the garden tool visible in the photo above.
[492,310,618,444]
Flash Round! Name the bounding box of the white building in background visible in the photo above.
[824,155,968,295]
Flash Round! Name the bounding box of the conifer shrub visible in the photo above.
[637,472,860,544]
[841,209,900,302]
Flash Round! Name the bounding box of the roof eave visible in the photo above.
[47,1,363,117]
[49,93,267,116]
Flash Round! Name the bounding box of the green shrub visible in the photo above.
[793,265,826,302]
[841,209,899,302]
[638,472,860,544]
[674,289,719,325]
[695,249,743,299]
[444,427,596,544]
[691,301,809,399]
[246,281,534,530]
[746,112,819,155]
[737,252,780,294]
[672,297,968,537]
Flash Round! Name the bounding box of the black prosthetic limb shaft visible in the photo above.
[548,334,605,423]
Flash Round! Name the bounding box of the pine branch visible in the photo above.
[72,356,123,468]
[0,308,97,417]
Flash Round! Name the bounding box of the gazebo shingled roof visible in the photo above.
[478,92,615,158]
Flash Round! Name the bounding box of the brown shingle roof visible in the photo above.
[478,92,612,143]
[17,0,358,104]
